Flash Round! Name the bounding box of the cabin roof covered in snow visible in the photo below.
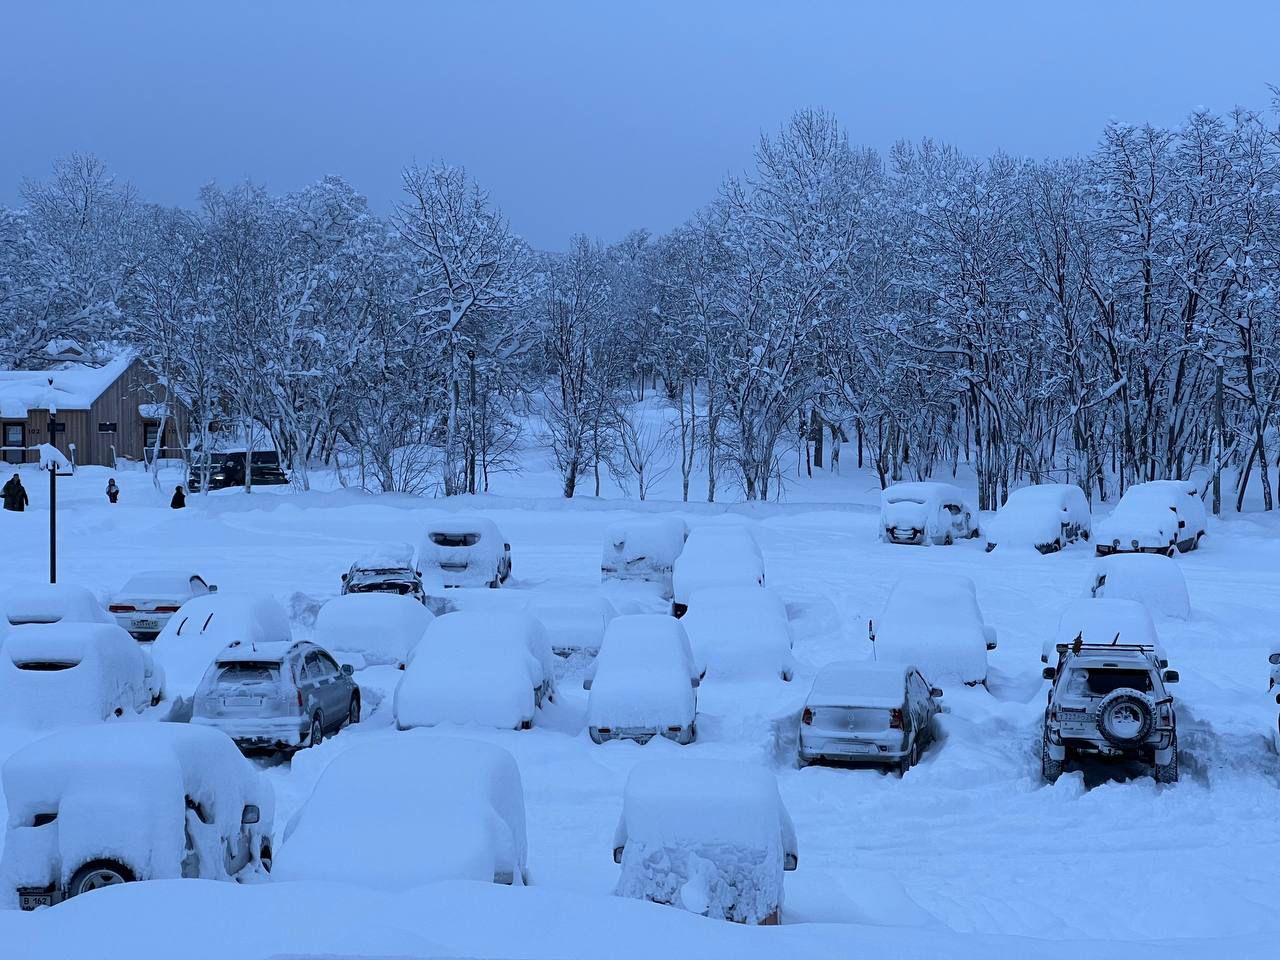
[0,352,136,418]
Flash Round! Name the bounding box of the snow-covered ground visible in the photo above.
[0,459,1277,958]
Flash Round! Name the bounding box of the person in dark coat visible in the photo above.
[170,485,186,509]
[106,478,119,504]
[3,474,29,512]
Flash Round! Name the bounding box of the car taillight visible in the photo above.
[108,604,136,613]
[154,605,181,613]
[801,708,813,725]
[889,708,903,729]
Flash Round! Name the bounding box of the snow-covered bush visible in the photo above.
[2,583,111,627]
[150,593,292,701]
[613,758,798,924]
[681,587,794,682]
[313,592,433,668]
[0,723,273,905]
[671,525,765,614]
[394,612,552,730]
[879,482,976,545]
[417,515,510,588]
[275,735,526,888]
[985,483,1091,552]
[526,590,617,657]
[1045,598,1164,665]
[601,517,688,598]
[586,615,698,744]
[0,623,153,727]
[1091,553,1190,620]
[870,574,994,685]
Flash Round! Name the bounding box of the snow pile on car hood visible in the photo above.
[2,582,110,626]
[1092,553,1190,620]
[614,758,795,924]
[587,616,696,730]
[681,587,794,682]
[353,541,417,571]
[417,514,506,587]
[275,735,525,888]
[150,593,292,700]
[314,592,433,667]
[0,623,149,727]
[526,590,616,656]
[872,575,990,685]
[0,722,271,901]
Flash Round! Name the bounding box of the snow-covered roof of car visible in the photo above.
[1004,483,1088,506]
[117,571,205,597]
[672,527,766,602]
[681,590,793,682]
[151,593,293,697]
[602,516,687,566]
[315,593,433,667]
[214,639,301,663]
[3,582,110,626]
[1093,553,1190,620]
[874,574,989,684]
[807,661,910,708]
[881,481,964,505]
[0,353,134,417]
[352,543,416,570]
[423,514,503,537]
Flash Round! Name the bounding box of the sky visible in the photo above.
[2,0,1278,250]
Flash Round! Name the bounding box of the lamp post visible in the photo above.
[48,398,57,584]
[467,349,477,495]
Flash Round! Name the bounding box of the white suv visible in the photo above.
[1041,641,1179,783]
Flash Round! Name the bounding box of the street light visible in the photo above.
[43,381,74,584]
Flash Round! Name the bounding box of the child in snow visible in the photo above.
[170,485,186,509]
[106,478,119,503]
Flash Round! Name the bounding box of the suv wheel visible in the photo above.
[1154,734,1179,784]
[69,860,134,898]
[1041,737,1063,783]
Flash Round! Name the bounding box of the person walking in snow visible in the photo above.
[170,485,186,509]
[3,474,29,512]
[106,478,119,504]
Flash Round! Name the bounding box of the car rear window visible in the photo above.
[213,663,280,687]
[1066,667,1153,696]
[430,532,480,547]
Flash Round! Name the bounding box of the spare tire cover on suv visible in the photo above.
[1095,688,1156,746]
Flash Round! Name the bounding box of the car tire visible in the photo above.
[1154,734,1179,784]
[347,696,360,727]
[1164,545,1177,558]
[1041,738,1064,784]
[1096,688,1156,747]
[588,727,603,744]
[259,842,273,873]
[68,860,134,898]
[308,714,323,749]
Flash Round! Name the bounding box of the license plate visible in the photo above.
[20,893,56,910]
[223,697,263,707]
[134,619,160,630]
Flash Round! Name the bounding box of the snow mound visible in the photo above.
[314,592,433,667]
[871,574,992,685]
[0,622,151,727]
[275,735,526,888]
[1091,553,1190,620]
[672,526,765,607]
[587,615,697,733]
[526,590,617,657]
[681,587,794,682]
[2,582,110,626]
[614,758,797,924]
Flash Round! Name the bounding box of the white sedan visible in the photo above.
[108,571,216,641]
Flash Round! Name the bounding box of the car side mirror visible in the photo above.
[582,677,593,690]
[984,625,998,651]
[1162,670,1179,684]
[208,584,218,594]
[1042,667,1056,680]
[784,852,798,872]
[241,804,260,825]
[930,687,943,699]
[340,573,348,582]
[341,663,354,676]
[612,845,624,865]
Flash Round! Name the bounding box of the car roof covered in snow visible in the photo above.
[151,593,293,695]
[885,573,980,607]
[3,620,137,661]
[1004,483,1087,506]
[881,481,964,505]
[3,582,110,626]
[423,514,503,537]
[603,516,687,562]
[116,571,205,597]
[352,543,416,570]
[807,660,911,708]
[214,639,302,664]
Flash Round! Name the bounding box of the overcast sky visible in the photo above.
[3,1,1278,250]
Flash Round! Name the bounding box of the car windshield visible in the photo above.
[349,580,413,595]
[430,532,480,547]
[213,663,280,687]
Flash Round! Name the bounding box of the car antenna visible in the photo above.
[868,618,877,661]
[1111,631,1121,646]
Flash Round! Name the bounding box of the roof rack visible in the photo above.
[1057,633,1155,656]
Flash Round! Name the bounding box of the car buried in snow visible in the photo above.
[879,481,978,546]
[600,516,688,599]
[799,661,943,774]
[418,515,512,589]
[868,574,996,687]
[670,524,766,618]
[984,483,1091,553]
[584,615,699,745]
[1090,552,1190,620]
[108,571,216,641]
[1041,640,1179,784]
[340,543,431,607]
[1094,480,1207,557]
[1,723,273,909]
[314,591,433,670]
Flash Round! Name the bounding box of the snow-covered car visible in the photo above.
[526,589,617,658]
[1090,553,1190,620]
[150,593,292,706]
[585,615,699,745]
[799,661,942,774]
[191,640,360,754]
[0,723,273,909]
[313,592,433,669]
[670,525,765,618]
[680,586,794,682]
[3,582,112,627]
[1043,598,1166,668]
[1041,641,1179,783]
[601,516,688,599]
[107,571,216,642]
[984,483,1091,553]
[868,574,996,686]
[612,758,798,924]
[1094,480,1207,557]
[0,623,159,727]
[418,515,511,588]
[394,612,554,730]
[340,543,430,606]
[275,736,527,888]
[879,481,978,546]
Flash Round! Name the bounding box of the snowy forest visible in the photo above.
[3,102,1279,510]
